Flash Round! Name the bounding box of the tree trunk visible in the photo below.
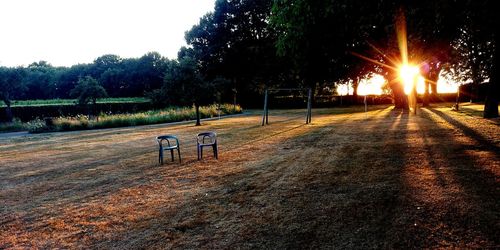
[352,77,359,104]
[4,100,13,123]
[430,81,438,102]
[392,81,408,109]
[195,103,201,126]
[484,32,499,118]
[423,80,430,107]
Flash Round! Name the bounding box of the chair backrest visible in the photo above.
[197,132,217,144]
[157,135,180,147]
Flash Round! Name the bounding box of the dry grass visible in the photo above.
[0,104,499,248]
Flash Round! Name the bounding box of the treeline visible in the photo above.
[0,52,167,100]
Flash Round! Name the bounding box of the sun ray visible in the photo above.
[350,52,398,71]
[367,42,401,67]
[396,8,408,65]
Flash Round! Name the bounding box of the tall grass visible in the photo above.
[29,104,242,133]
[1,97,149,107]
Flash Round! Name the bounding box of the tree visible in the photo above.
[272,0,409,105]
[70,76,108,105]
[185,0,292,106]
[0,67,26,122]
[70,76,108,119]
[271,0,490,110]
[484,31,499,118]
[25,61,58,99]
[162,56,213,126]
[465,0,498,118]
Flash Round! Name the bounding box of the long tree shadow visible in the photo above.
[424,107,500,154]
[399,107,500,247]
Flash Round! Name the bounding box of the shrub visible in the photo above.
[0,118,27,132]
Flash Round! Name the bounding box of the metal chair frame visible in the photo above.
[196,132,218,160]
[156,135,181,164]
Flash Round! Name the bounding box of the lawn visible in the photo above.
[0,104,499,248]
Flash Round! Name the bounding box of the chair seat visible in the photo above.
[161,145,179,150]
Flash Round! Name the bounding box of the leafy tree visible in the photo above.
[270,0,495,111]
[70,76,108,119]
[25,61,58,99]
[162,56,213,126]
[70,76,108,105]
[0,67,26,122]
[185,0,292,106]
[271,0,374,87]
[461,0,498,118]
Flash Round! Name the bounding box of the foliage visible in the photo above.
[163,56,211,106]
[185,0,292,106]
[0,119,27,132]
[0,67,27,122]
[0,98,149,107]
[270,0,498,114]
[0,51,173,102]
[70,76,108,105]
[28,104,242,133]
[161,55,214,125]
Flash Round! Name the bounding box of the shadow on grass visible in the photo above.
[415,107,500,246]
[425,108,499,154]
[86,108,408,248]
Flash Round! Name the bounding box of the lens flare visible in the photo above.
[399,65,420,94]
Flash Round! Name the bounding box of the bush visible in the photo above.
[0,118,27,132]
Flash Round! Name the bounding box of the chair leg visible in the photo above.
[177,147,182,163]
[200,146,203,160]
[170,149,174,162]
[159,149,163,165]
[213,144,218,159]
[197,145,200,160]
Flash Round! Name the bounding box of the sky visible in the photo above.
[0,0,215,67]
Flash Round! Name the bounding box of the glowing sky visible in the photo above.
[0,0,215,67]
[337,74,458,96]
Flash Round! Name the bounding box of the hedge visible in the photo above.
[0,102,154,122]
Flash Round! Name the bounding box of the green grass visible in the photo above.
[29,104,242,133]
[1,97,149,107]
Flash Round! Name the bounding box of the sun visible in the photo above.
[399,64,420,94]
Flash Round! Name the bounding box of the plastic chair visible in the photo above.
[196,132,218,160]
[156,135,181,164]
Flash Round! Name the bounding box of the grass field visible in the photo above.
[0,104,499,248]
[0,97,149,107]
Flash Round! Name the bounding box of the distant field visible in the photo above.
[1,97,149,107]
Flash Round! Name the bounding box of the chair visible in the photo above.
[196,132,218,160]
[156,135,181,164]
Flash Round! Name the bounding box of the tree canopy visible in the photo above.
[70,76,108,105]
